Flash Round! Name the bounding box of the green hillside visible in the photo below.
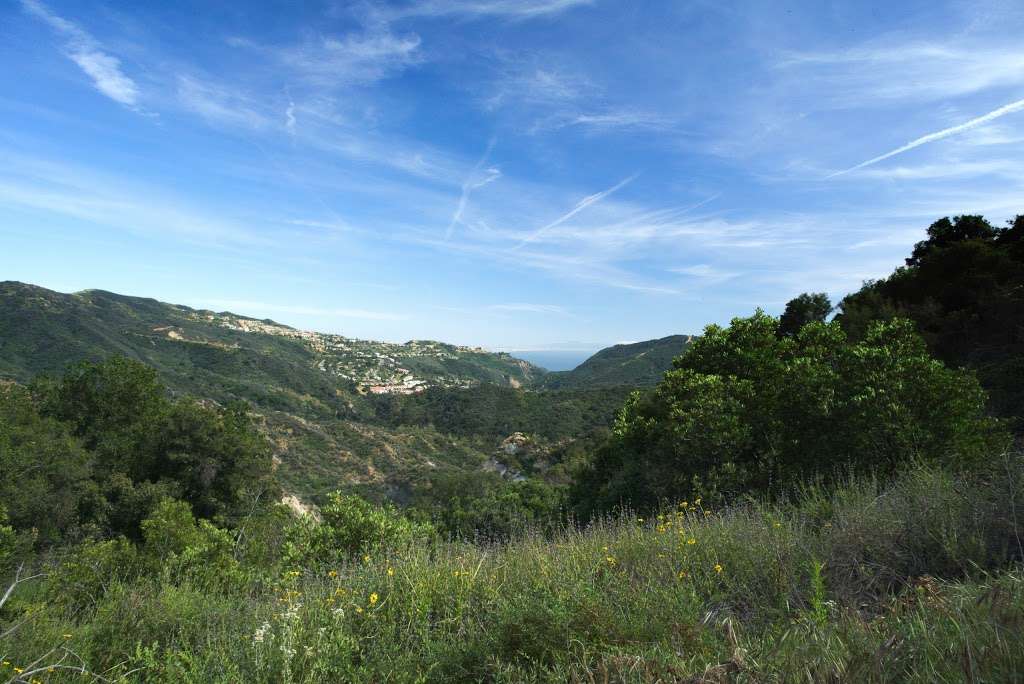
[0,281,544,397]
[541,334,693,389]
[0,282,610,505]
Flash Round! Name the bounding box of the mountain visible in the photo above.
[0,281,552,503]
[540,335,694,390]
[0,282,543,397]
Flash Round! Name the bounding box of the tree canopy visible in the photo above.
[778,292,832,337]
[1,357,279,544]
[838,214,1024,428]
[572,313,1007,516]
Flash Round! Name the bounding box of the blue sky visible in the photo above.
[2,0,1023,352]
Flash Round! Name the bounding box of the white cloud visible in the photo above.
[285,97,297,135]
[21,0,139,107]
[671,264,739,283]
[487,303,567,314]
[446,139,501,239]
[0,150,263,246]
[780,43,1024,104]
[853,159,1019,181]
[176,75,270,129]
[200,299,407,321]
[270,30,421,88]
[829,98,1024,177]
[514,173,639,248]
[388,0,592,20]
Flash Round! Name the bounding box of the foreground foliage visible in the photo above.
[2,458,1023,682]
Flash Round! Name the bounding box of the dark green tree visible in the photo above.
[572,312,1007,517]
[907,215,999,266]
[837,213,1024,428]
[0,384,97,543]
[778,292,832,337]
[30,357,279,537]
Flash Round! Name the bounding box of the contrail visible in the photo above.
[513,172,639,249]
[828,97,1024,178]
[445,138,500,240]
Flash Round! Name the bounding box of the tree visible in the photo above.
[906,215,999,266]
[837,213,1024,428]
[572,312,1007,517]
[0,384,96,544]
[778,292,832,337]
[27,357,279,538]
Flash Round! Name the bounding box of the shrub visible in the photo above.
[573,313,1008,515]
[47,536,140,613]
[283,492,435,567]
[140,498,244,591]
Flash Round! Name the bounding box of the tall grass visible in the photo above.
[3,456,1023,682]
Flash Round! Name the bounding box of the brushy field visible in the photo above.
[4,458,1024,683]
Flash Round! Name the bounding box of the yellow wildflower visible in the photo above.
[687,538,696,545]
[678,570,688,579]
[369,592,379,605]
[714,563,723,573]
[387,567,395,576]
[356,606,364,614]
[328,570,338,578]
[363,554,371,563]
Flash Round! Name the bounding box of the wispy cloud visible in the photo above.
[257,29,421,88]
[388,0,592,20]
[21,0,140,108]
[487,303,567,314]
[485,67,593,110]
[0,150,264,246]
[446,139,501,239]
[284,95,297,136]
[513,173,639,248]
[176,75,270,129]
[780,43,1024,104]
[532,110,672,134]
[853,159,1019,180]
[485,65,669,135]
[829,98,1024,177]
[671,264,739,284]
[201,299,407,321]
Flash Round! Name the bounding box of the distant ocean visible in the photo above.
[508,350,596,372]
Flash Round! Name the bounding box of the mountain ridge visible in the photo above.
[540,334,694,389]
[0,281,692,504]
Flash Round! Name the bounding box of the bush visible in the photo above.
[283,492,435,567]
[0,384,95,544]
[140,499,245,591]
[47,536,140,614]
[573,313,1008,515]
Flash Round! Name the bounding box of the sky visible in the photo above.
[2,0,1023,353]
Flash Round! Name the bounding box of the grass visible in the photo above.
[3,457,1024,682]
